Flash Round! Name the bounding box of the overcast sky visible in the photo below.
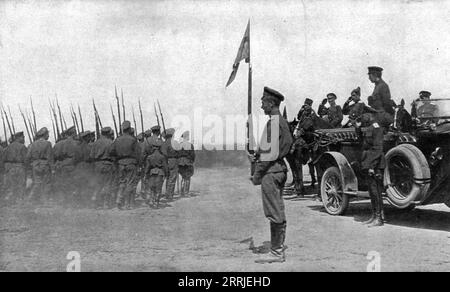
[1,0,450,143]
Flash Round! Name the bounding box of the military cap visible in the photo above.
[80,131,91,139]
[130,128,135,135]
[36,127,49,138]
[151,125,161,132]
[368,66,383,74]
[164,128,175,137]
[262,87,285,105]
[14,131,24,139]
[351,87,361,96]
[326,93,337,100]
[419,91,431,99]
[101,127,111,135]
[304,98,313,106]
[121,121,131,132]
[400,99,405,107]
[66,126,76,136]
[144,130,152,137]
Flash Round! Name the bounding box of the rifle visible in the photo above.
[1,107,10,144]
[50,109,57,143]
[19,105,33,144]
[78,104,84,132]
[132,105,137,136]
[115,86,122,135]
[30,96,37,134]
[110,104,118,139]
[7,106,15,133]
[70,105,78,135]
[70,103,80,134]
[49,99,61,140]
[154,102,161,129]
[157,100,166,134]
[56,95,65,132]
[1,105,13,137]
[121,89,126,121]
[92,99,103,128]
[138,98,144,134]
[26,111,36,139]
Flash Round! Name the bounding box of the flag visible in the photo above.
[226,21,250,87]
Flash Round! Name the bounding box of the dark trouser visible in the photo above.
[3,163,26,203]
[166,158,179,199]
[149,174,164,205]
[261,171,287,252]
[94,161,115,208]
[116,163,139,208]
[285,152,304,194]
[60,165,78,206]
[179,165,194,196]
[364,170,385,220]
[29,161,51,203]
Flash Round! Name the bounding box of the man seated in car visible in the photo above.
[416,91,438,119]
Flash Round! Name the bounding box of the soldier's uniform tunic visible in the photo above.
[358,118,386,226]
[178,140,195,196]
[27,137,53,202]
[325,104,343,128]
[369,78,395,129]
[2,140,28,202]
[109,131,141,209]
[145,145,168,207]
[90,133,115,208]
[162,135,179,200]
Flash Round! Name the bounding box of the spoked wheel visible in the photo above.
[320,166,349,215]
[388,155,414,200]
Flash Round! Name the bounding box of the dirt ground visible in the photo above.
[1,166,450,272]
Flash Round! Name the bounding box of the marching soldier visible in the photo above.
[144,139,168,208]
[109,121,141,210]
[58,126,81,206]
[53,130,67,203]
[356,113,386,227]
[161,128,179,201]
[76,131,94,207]
[26,127,53,203]
[322,93,343,128]
[367,66,395,130]
[90,127,115,209]
[2,132,28,204]
[178,131,195,196]
[249,87,293,264]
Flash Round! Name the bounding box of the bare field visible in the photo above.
[1,167,450,272]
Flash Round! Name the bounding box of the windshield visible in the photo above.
[414,99,450,119]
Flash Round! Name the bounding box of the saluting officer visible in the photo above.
[26,127,53,203]
[250,87,293,264]
[343,87,377,126]
[323,93,343,128]
[2,132,28,204]
[357,113,386,227]
[109,121,141,210]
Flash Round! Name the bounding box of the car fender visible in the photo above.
[315,151,358,195]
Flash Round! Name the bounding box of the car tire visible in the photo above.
[320,166,349,215]
[384,144,430,209]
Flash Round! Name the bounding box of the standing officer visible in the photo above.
[161,128,179,201]
[2,132,28,204]
[322,93,343,128]
[144,139,168,208]
[178,131,195,196]
[109,121,141,210]
[26,127,53,203]
[249,87,293,264]
[356,113,386,227]
[90,127,115,209]
[367,66,395,130]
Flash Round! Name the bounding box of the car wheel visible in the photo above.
[384,144,430,209]
[320,166,349,215]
